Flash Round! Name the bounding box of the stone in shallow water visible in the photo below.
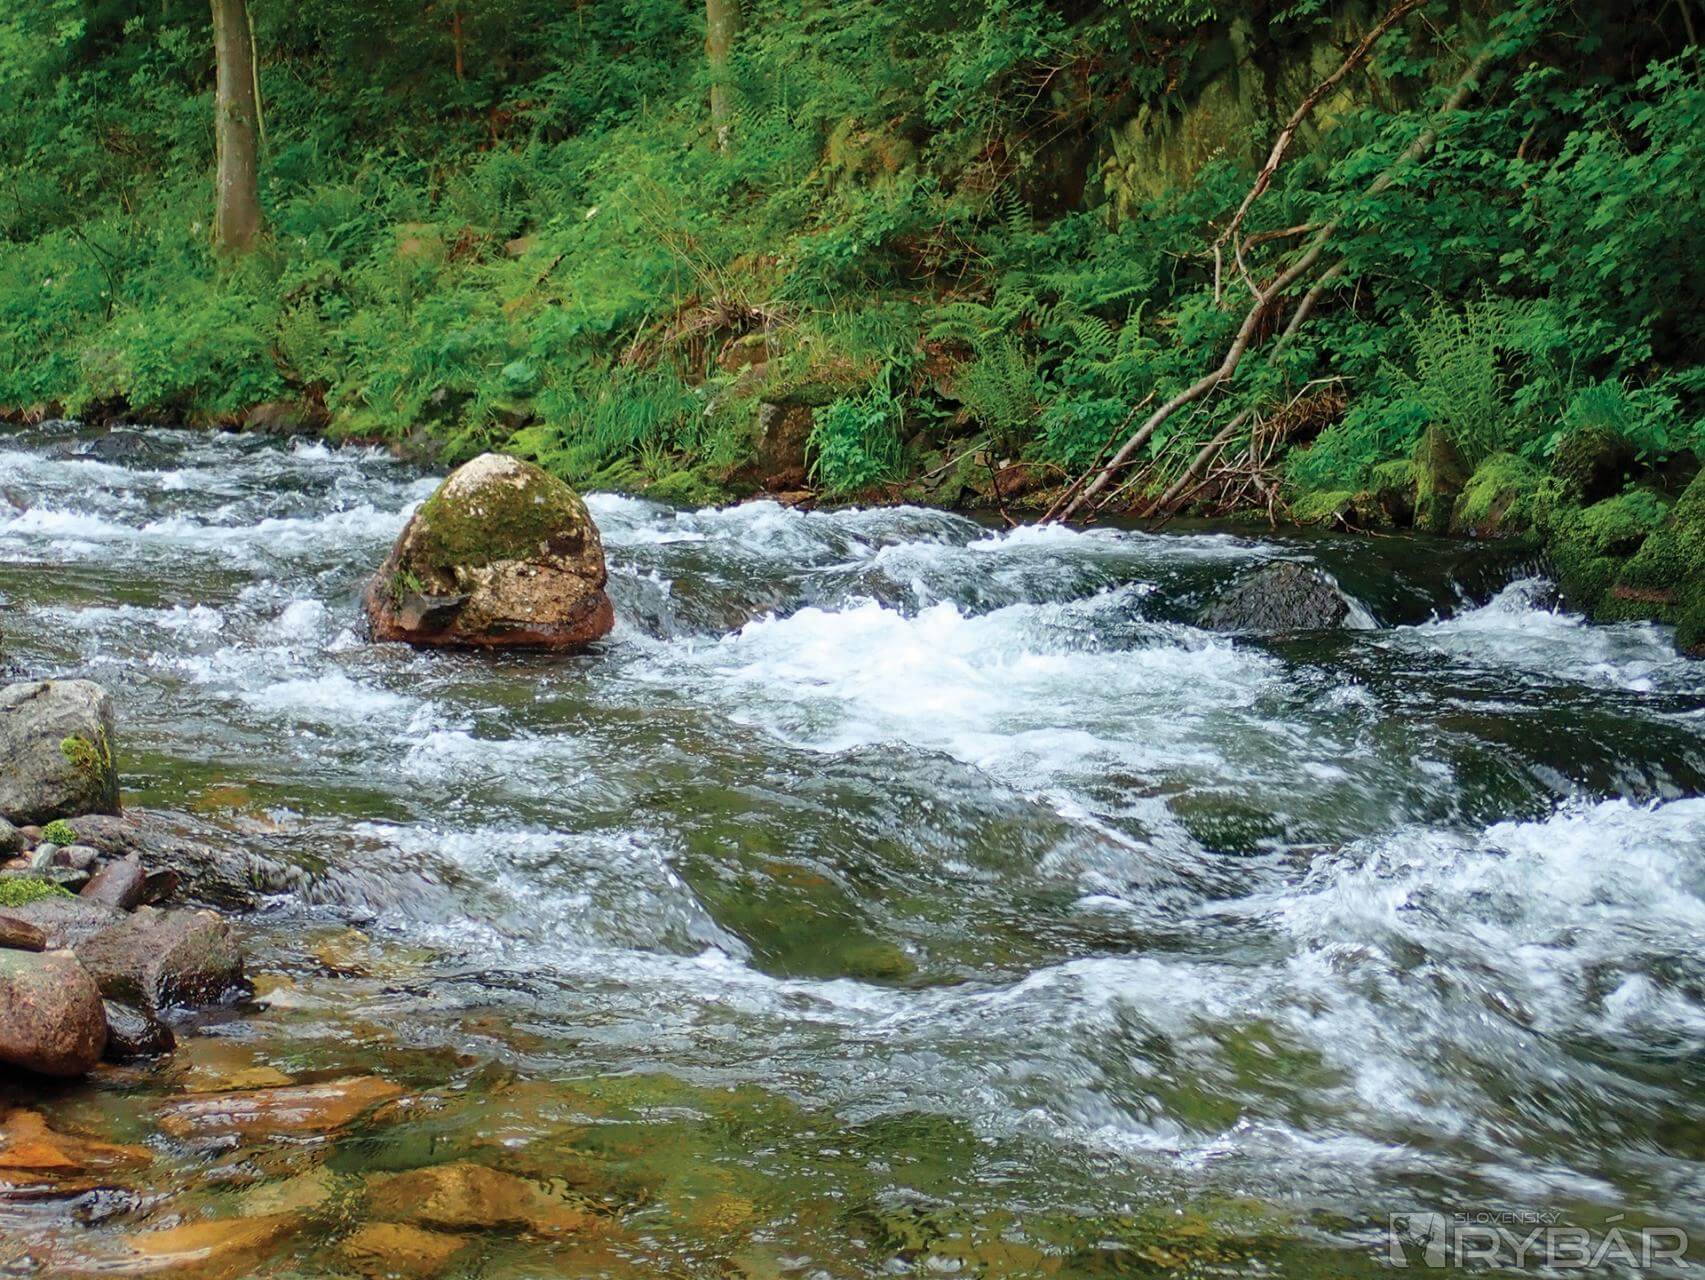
[1196,561,1351,635]
[364,452,614,650]
[74,907,246,1012]
[343,1222,471,1277]
[365,1160,600,1236]
[0,949,107,1077]
[102,1000,176,1062]
[0,1108,152,1180]
[122,1211,301,1278]
[157,1076,404,1139]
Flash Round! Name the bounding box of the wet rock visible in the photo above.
[158,1076,404,1138]
[0,818,22,855]
[243,400,320,437]
[343,1222,471,1278]
[47,813,142,858]
[0,913,47,951]
[123,1212,301,1278]
[176,1037,294,1093]
[0,680,120,825]
[1197,562,1351,635]
[0,949,107,1077]
[55,844,100,872]
[0,896,123,948]
[0,1107,152,1179]
[74,907,247,1012]
[365,453,614,651]
[27,843,59,869]
[2,864,88,894]
[81,432,152,464]
[366,1160,599,1236]
[102,1000,176,1061]
[80,854,147,910]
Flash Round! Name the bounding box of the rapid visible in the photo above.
[2,422,1702,1277]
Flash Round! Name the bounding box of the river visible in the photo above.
[2,423,1703,1276]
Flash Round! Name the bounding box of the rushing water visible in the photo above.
[2,424,1703,1277]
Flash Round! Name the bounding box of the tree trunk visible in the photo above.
[211,0,262,252]
[706,0,740,150]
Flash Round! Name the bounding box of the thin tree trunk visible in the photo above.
[211,0,262,252]
[706,0,741,150]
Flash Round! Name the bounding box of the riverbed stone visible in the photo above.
[0,949,107,1077]
[73,907,246,1012]
[102,999,176,1061]
[123,1212,302,1277]
[364,452,614,650]
[158,1076,404,1138]
[0,818,22,856]
[48,813,142,858]
[0,1107,152,1179]
[1,895,123,948]
[343,1222,471,1278]
[1197,562,1351,634]
[0,680,120,825]
[365,1160,599,1236]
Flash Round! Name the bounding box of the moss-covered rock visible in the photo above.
[1413,426,1468,534]
[0,877,73,909]
[1368,458,1418,526]
[1600,468,1705,648]
[1539,488,1670,615]
[1451,452,1545,539]
[364,453,614,650]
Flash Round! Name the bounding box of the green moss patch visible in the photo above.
[408,457,593,573]
[0,877,73,908]
[40,819,76,846]
[1453,452,1545,538]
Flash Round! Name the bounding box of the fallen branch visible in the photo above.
[1047,40,1498,526]
[1216,0,1426,297]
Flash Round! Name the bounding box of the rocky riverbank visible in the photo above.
[0,680,249,1078]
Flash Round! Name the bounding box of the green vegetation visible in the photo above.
[0,0,1699,546]
[0,877,73,908]
[39,819,77,846]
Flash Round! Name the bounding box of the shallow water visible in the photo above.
[2,424,1703,1277]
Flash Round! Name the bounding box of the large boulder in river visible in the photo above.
[0,681,120,825]
[74,907,247,1013]
[365,453,614,650]
[0,948,107,1077]
[1198,562,1351,635]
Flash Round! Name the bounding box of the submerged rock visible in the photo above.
[0,680,120,825]
[366,1161,599,1236]
[343,1222,470,1278]
[1197,562,1351,635]
[158,1076,403,1138]
[0,1107,152,1179]
[365,453,613,650]
[0,948,107,1077]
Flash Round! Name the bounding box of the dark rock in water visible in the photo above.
[83,432,151,463]
[1198,562,1352,635]
[0,680,120,825]
[80,855,147,910]
[0,948,107,1077]
[101,1000,176,1061]
[74,907,246,1012]
[364,453,614,651]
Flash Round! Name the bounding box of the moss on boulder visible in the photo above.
[1539,488,1670,615]
[364,453,614,650]
[1451,453,1546,539]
